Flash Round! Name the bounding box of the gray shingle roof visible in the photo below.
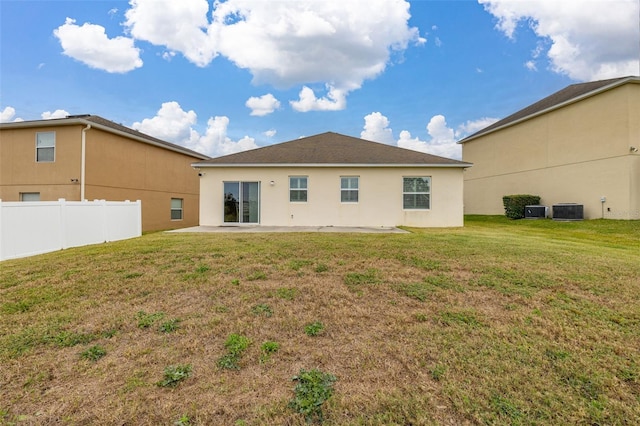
[0,114,210,160]
[459,76,639,143]
[195,132,470,167]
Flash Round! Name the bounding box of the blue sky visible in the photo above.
[1,0,639,159]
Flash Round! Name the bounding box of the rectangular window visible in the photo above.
[403,177,431,209]
[20,192,41,202]
[36,132,55,162]
[171,198,183,220]
[341,176,359,203]
[289,176,308,202]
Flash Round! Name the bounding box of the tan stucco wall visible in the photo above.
[198,166,465,228]
[1,124,202,231]
[462,82,640,219]
[0,125,82,201]
[84,127,200,231]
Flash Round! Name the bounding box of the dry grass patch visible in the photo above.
[1,216,639,424]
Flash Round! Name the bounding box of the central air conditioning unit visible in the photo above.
[553,203,584,220]
[525,205,548,219]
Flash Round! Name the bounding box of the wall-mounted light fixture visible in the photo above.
[630,146,638,153]
[270,180,275,186]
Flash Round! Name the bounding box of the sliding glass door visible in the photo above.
[223,181,260,224]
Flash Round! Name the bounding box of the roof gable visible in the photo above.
[196,132,470,167]
[459,76,639,143]
[0,114,210,160]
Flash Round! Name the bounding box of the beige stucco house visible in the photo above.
[0,115,209,231]
[460,76,640,219]
[194,132,471,228]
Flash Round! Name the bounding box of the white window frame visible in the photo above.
[20,192,41,202]
[289,176,308,202]
[171,198,183,221]
[36,131,55,162]
[403,176,431,210]
[340,176,359,203]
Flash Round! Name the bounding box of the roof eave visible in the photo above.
[458,76,640,144]
[192,162,472,168]
[0,117,210,160]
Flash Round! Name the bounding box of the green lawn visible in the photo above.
[1,216,639,425]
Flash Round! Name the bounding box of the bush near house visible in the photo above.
[502,194,541,219]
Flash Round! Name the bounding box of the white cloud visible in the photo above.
[54,17,142,73]
[360,112,395,144]
[41,110,69,119]
[290,85,347,112]
[246,94,281,116]
[132,101,197,142]
[264,129,277,138]
[131,101,258,157]
[124,0,216,67]
[1,106,23,122]
[361,113,498,160]
[479,0,640,81]
[123,0,424,104]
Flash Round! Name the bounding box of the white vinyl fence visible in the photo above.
[0,199,142,261]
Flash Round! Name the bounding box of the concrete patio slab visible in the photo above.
[168,225,409,234]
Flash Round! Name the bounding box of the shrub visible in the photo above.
[502,194,541,219]
[289,369,337,423]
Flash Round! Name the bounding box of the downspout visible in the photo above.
[81,124,91,201]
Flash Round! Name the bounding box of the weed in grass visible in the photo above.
[157,364,192,388]
[439,310,483,327]
[52,331,96,347]
[101,328,118,339]
[174,414,192,426]
[315,263,329,273]
[123,272,143,279]
[304,321,324,336]
[414,313,428,322]
[490,394,523,422]
[218,334,251,370]
[398,282,434,302]
[430,364,446,381]
[231,279,240,286]
[251,304,273,317]
[159,318,180,333]
[195,264,210,274]
[289,368,337,424]
[136,311,165,328]
[289,259,312,271]
[276,287,297,300]
[260,341,280,363]
[344,269,381,293]
[81,345,107,362]
[247,271,267,281]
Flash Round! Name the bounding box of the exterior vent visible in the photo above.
[525,205,547,219]
[553,203,584,221]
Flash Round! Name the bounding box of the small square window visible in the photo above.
[36,132,55,162]
[171,198,183,220]
[403,177,431,209]
[289,176,308,202]
[341,177,359,203]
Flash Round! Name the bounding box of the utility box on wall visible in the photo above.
[553,203,584,220]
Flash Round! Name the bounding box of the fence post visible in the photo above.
[137,200,142,236]
[59,198,68,249]
[100,199,109,242]
[0,199,3,261]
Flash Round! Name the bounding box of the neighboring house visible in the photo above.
[0,115,209,231]
[460,76,640,219]
[193,132,471,228]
